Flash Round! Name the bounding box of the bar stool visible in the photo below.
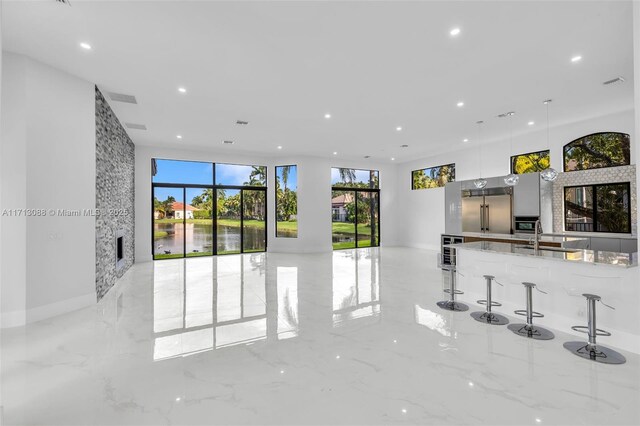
[564,293,626,365]
[470,275,509,325]
[436,264,469,312]
[507,282,554,340]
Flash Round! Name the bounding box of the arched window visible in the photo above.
[563,132,630,172]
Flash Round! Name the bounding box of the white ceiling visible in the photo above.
[2,0,635,162]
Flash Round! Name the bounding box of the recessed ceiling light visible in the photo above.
[80,42,92,50]
[396,126,402,131]
[457,101,464,107]
[176,135,182,139]
[277,145,283,150]
[463,138,469,142]
[391,157,395,161]
[450,28,461,36]
[333,151,338,155]
[178,87,187,93]
[528,121,535,126]
[571,55,582,63]
[324,113,331,119]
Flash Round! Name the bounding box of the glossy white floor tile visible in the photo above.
[1,248,639,425]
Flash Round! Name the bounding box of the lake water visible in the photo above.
[154,223,266,255]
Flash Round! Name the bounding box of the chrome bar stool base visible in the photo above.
[436,263,469,312]
[509,282,554,340]
[471,311,509,325]
[470,275,509,325]
[437,300,469,312]
[565,293,626,365]
[508,323,554,340]
[563,341,626,365]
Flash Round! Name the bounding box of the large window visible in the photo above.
[563,132,631,172]
[331,168,380,250]
[275,165,298,238]
[412,163,455,189]
[564,183,631,233]
[152,159,267,259]
[511,150,550,174]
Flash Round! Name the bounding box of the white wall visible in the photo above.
[0,53,96,327]
[635,1,640,235]
[135,145,398,262]
[396,109,636,250]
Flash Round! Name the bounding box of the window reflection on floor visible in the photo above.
[332,250,380,327]
[277,267,299,340]
[152,254,275,361]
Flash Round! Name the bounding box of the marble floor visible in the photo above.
[1,247,639,425]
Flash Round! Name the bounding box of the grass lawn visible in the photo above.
[331,222,372,236]
[275,221,298,231]
[154,231,168,239]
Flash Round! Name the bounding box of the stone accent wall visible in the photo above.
[95,87,135,300]
[552,164,637,234]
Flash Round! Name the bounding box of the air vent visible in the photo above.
[223,140,235,145]
[364,155,371,159]
[497,111,516,118]
[55,0,71,5]
[236,120,249,125]
[108,92,137,104]
[400,144,409,148]
[125,123,147,130]
[603,77,625,85]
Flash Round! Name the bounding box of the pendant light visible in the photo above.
[503,111,519,186]
[473,120,487,189]
[540,99,559,182]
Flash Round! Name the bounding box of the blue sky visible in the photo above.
[152,159,267,186]
[330,168,378,185]
[276,165,297,190]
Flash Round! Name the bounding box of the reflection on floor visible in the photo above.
[1,247,639,425]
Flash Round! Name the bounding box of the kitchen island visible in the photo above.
[449,241,639,353]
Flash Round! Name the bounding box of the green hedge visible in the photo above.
[193,210,212,219]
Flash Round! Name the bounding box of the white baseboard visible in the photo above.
[1,292,96,329]
[1,309,26,329]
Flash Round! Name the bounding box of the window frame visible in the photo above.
[562,132,631,172]
[509,149,550,175]
[411,163,456,190]
[563,182,632,234]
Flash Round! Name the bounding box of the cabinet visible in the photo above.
[513,173,540,217]
[620,239,638,253]
[589,237,621,252]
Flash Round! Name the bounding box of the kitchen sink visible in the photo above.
[514,245,581,254]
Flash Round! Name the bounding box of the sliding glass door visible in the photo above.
[152,160,268,260]
[242,189,267,252]
[331,168,380,250]
[153,187,185,259]
[217,188,241,255]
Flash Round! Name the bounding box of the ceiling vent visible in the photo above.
[236,120,249,125]
[55,0,72,6]
[364,155,371,159]
[497,111,516,118]
[223,140,235,145]
[108,92,137,104]
[400,144,409,148]
[125,123,147,130]
[603,76,625,86]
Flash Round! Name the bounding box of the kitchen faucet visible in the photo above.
[532,219,543,252]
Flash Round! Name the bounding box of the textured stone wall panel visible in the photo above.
[95,87,135,300]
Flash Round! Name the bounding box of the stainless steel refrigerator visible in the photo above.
[461,187,513,234]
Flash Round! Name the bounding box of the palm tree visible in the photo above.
[338,168,356,184]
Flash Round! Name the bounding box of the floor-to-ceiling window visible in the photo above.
[331,168,380,250]
[152,159,267,260]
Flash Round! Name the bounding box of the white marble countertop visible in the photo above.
[448,232,588,244]
[450,241,638,268]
